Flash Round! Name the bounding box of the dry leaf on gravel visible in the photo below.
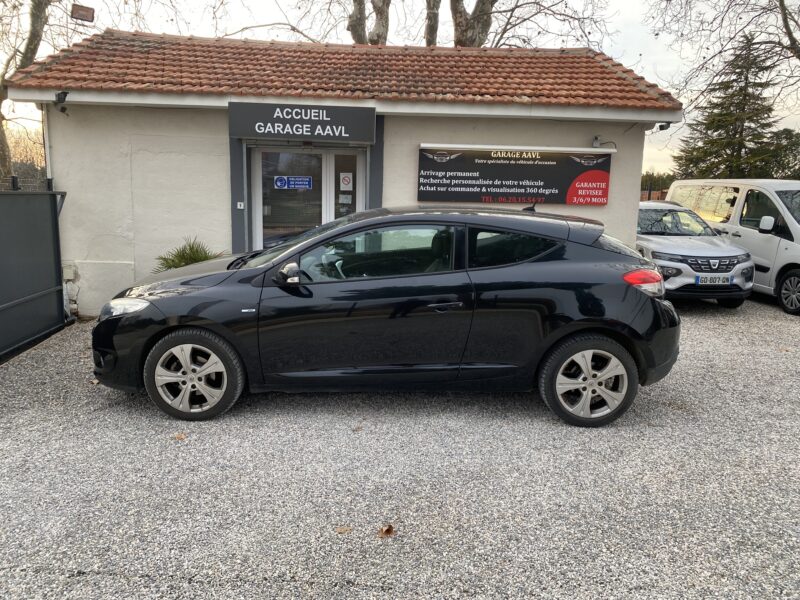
[173,433,187,441]
[378,524,395,538]
[334,526,353,534]
[352,424,363,432]
[90,379,99,385]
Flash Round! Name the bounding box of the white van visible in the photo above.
[665,179,800,314]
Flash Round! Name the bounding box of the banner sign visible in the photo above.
[229,102,375,143]
[417,147,613,205]
[274,176,312,190]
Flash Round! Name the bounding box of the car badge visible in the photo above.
[710,260,719,269]
[422,151,463,163]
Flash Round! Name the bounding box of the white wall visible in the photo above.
[382,115,648,244]
[46,104,231,316]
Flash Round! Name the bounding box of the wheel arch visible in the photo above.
[775,262,800,290]
[533,323,648,385]
[138,321,250,389]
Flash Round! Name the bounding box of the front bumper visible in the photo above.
[652,258,754,300]
[92,304,168,392]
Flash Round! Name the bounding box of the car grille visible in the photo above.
[681,256,740,273]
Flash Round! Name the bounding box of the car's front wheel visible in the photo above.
[777,269,800,315]
[143,328,245,420]
[538,334,638,427]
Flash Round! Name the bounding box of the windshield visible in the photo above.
[238,213,364,269]
[638,208,715,236]
[776,190,800,223]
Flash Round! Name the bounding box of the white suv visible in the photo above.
[666,179,800,314]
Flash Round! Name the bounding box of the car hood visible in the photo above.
[637,235,748,257]
[116,255,241,300]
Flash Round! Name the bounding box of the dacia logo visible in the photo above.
[710,259,720,269]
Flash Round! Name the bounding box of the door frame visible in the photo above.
[250,147,367,249]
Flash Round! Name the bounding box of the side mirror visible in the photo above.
[275,261,301,286]
[712,227,723,235]
[758,215,775,234]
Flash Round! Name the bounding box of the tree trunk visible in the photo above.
[425,0,442,46]
[0,0,52,181]
[367,0,391,45]
[347,0,369,44]
[0,112,12,182]
[450,0,497,47]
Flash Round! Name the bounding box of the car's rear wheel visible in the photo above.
[717,297,746,309]
[777,269,800,315]
[538,334,638,427]
[143,328,245,420]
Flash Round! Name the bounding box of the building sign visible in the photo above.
[274,176,312,190]
[229,102,376,143]
[417,147,613,205]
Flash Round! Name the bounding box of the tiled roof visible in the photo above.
[8,29,681,111]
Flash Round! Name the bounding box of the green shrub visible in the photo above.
[153,237,223,273]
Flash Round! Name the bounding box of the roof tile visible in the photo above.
[8,29,681,111]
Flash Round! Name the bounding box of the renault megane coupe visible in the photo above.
[92,207,680,427]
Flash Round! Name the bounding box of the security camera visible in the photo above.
[658,123,671,131]
[55,91,69,104]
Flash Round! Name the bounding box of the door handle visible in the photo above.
[427,301,464,312]
[731,232,742,238]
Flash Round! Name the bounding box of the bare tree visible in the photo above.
[0,0,234,181]
[646,0,800,108]
[425,0,441,45]
[347,0,391,44]
[450,0,496,47]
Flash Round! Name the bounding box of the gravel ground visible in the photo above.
[0,296,798,599]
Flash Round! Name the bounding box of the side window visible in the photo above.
[696,186,739,224]
[299,224,455,282]
[740,190,781,230]
[468,228,558,268]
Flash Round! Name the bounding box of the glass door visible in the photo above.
[251,148,366,249]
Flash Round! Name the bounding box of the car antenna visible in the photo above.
[523,204,536,213]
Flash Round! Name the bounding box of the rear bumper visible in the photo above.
[638,298,680,386]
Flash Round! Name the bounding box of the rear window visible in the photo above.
[592,234,641,258]
[468,228,559,268]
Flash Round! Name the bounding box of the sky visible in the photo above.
[6,0,798,173]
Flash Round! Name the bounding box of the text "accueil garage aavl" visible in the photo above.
[254,107,350,137]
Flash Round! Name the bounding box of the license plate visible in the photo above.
[695,275,732,285]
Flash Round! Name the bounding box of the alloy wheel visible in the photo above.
[781,276,800,311]
[555,349,628,419]
[154,344,227,413]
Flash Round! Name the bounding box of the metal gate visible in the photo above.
[0,191,68,358]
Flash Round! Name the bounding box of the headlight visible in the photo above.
[651,251,683,262]
[736,253,751,262]
[98,298,150,321]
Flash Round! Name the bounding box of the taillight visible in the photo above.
[623,268,665,297]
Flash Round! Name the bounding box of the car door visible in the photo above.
[723,188,784,291]
[458,226,563,382]
[257,222,474,386]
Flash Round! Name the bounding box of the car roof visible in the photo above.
[670,179,800,192]
[639,201,687,211]
[351,205,605,244]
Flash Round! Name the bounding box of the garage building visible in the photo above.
[7,29,682,315]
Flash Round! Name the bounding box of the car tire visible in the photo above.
[537,334,638,427]
[777,269,800,315]
[717,297,746,309]
[143,327,245,420]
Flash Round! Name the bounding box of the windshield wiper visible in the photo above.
[228,250,264,270]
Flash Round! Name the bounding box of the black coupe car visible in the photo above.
[92,207,680,427]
